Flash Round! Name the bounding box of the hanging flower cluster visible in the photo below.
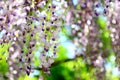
[66,0,120,79]
[0,0,65,78]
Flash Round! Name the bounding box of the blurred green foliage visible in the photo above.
[0,43,10,75]
[97,15,111,50]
